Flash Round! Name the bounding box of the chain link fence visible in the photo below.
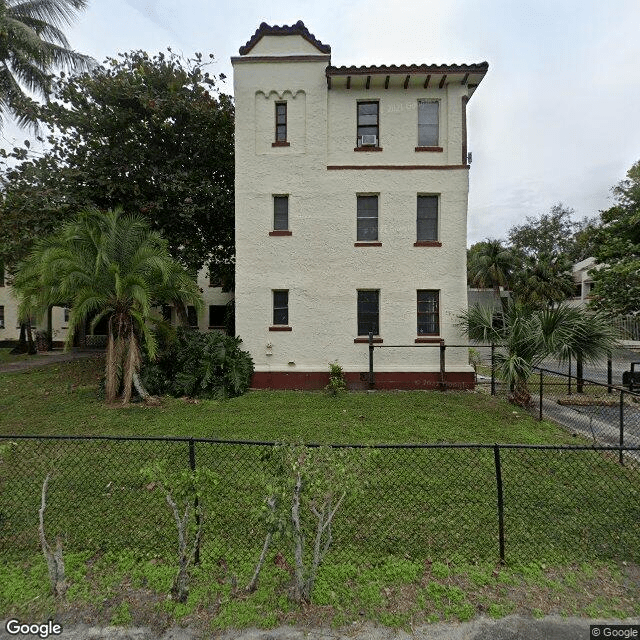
[1,436,639,573]
[532,368,640,453]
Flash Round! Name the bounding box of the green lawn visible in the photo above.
[0,347,31,364]
[0,355,581,444]
[1,356,639,630]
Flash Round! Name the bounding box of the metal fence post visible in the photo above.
[493,444,506,564]
[568,353,572,395]
[619,391,624,466]
[368,331,374,389]
[576,354,584,394]
[491,343,496,396]
[607,353,613,394]
[539,369,543,422]
[439,343,446,390]
[188,438,201,564]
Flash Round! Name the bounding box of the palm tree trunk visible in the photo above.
[121,330,139,404]
[511,377,532,407]
[105,326,118,403]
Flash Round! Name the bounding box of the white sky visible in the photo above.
[3,0,639,246]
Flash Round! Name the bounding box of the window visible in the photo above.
[0,263,4,287]
[0,305,4,328]
[63,308,70,325]
[417,195,438,242]
[417,290,439,335]
[357,290,379,336]
[275,102,287,142]
[273,196,289,231]
[418,100,439,147]
[161,305,172,322]
[272,290,289,326]
[187,305,198,328]
[209,305,226,329]
[209,263,222,288]
[357,101,379,147]
[357,195,378,241]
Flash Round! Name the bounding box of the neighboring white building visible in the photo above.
[232,21,488,389]
[0,264,232,346]
[568,257,597,307]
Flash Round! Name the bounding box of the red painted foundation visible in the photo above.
[251,371,475,391]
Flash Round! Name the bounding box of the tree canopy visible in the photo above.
[0,0,93,130]
[590,160,640,316]
[0,49,234,274]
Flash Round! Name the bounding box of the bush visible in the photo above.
[141,328,254,399]
[325,361,347,396]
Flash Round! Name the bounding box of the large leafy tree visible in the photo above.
[590,160,640,316]
[508,203,590,263]
[460,302,619,407]
[0,0,92,130]
[0,49,234,274]
[13,209,203,404]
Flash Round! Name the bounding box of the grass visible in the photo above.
[1,355,639,631]
[0,355,583,444]
[0,347,32,364]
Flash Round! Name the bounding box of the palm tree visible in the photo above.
[13,208,203,403]
[0,0,93,130]
[460,301,619,407]
[510,253,575,308]
[467,239,515,301]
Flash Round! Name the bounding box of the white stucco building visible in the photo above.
[233,21,488,389]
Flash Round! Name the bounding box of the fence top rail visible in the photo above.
[534,366,640,397]
[1,434,640,452]
[372,343,471,348]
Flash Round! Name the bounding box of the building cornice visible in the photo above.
[231,55,331,65]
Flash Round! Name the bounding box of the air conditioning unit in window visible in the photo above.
[360,135,377,146]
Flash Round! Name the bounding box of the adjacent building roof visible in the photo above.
[238,20,332,55]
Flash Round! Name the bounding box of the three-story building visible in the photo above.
[233,21,488,389]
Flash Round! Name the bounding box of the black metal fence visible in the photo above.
[1,435,639,572]
[531,367,640,454]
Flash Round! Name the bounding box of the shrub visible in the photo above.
[140,328,254,399]
[325,361,347,396]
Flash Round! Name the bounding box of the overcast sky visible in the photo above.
[4,0,639,246]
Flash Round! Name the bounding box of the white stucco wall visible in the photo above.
[233,33,477,376]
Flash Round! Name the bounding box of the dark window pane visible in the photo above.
[273,290,288,325]
[187,306,198,327]
[418,101,439,146]
[357,102,379,146]
[209,305,226,327]
[275,103,287,141]
[357,195,378,241]
[162,305,172,322]
[209,262,222,287]
[274,196,289,230]
[358,103,378,117]
[417,290,439,335]
[417,196,438,241]
[357,290,379,336]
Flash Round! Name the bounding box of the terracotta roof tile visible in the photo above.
[239,21,331,55]
[326,62,488,75]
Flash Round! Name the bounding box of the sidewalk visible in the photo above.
[2,616,636,640]
[0,349,103,374]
